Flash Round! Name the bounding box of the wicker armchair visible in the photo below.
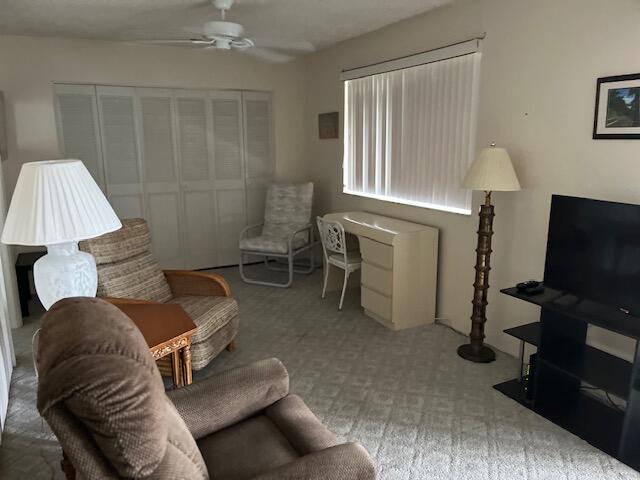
[79,218,238,370]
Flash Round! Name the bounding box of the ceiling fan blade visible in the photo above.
[241,47,295,63]
[185,0,217,12]
[251,38,315,53]
[139,39,212,45]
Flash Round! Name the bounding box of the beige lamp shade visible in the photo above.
[462,146,521,192]
[1,159,121,246]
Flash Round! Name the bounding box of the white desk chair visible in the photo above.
[316,216,362,310]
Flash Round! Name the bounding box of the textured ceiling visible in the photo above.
[0,0,451,51]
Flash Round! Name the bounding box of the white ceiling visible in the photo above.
[0,0,451,52]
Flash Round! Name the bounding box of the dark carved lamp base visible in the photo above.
[457,343,496,363]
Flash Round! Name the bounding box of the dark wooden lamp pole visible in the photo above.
[457,143,520,363]
[457,190,496,363]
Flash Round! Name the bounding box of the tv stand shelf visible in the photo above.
[496,286,640,471]
[501,286,640,339]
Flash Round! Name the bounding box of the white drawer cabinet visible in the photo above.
[324,211,439,330]
[361,286,393,322]
[361,261,393,296]
[360,237,394,269]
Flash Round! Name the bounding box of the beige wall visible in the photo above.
[0,34,309,191]
[0,34,309,328]
[302,0,640,359]
[2,0,640,359]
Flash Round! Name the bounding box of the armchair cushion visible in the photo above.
[168,295,239,344]
[196,395,338,480]
[197,415,299,480]
[167,358,289,439]
[239,234,308,254]
[79,217,151,264]
[37,298,170,477]
[262,182,314,240]
[37,298,210,479]
[80,218,173,303]
[265,395,337,455]
[97,251,173,303]
[250,443,376,480]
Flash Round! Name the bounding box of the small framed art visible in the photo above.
[318,112,339,139]
[593,73,640,139]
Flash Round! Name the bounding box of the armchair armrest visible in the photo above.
[163,270,231,297]
[167,358,289,440]
[101,297,160,306]
[288,223,315,250]
[250,443,376,480]
[240,222,264,240]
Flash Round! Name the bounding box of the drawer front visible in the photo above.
[361,286,392,321]
[359,237,393,269]
[362,262,393,296]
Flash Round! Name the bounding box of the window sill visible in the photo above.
[342,189,472,216]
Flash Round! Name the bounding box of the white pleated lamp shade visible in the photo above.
[1,159,122,246]
[462,146,521,192]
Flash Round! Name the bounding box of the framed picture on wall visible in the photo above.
[318,112,339,139]
[593,73,640,139]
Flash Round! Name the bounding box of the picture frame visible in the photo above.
[593,73,640,139]
[318,111,339,139]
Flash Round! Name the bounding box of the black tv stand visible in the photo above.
[495,286,640,471]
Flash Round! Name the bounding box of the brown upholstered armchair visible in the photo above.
[37,298,376,480]
[79,218,238,371]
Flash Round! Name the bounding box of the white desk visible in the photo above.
[323,211,439,330]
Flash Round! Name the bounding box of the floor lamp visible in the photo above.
[457,144,521,363]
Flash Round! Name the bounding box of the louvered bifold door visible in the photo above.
[54,84,105,190]
[96,86,145,220]
[136,88,184,268]
[242,92,274,228]
[211,90,247,267]
[175,90,218,269]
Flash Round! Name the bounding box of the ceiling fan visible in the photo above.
[142,0,315,63]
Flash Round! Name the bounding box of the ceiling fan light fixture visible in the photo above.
[216,38,232,49]
[203,21,244,39]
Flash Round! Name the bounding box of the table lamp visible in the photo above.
[457,144,520,363]
[1,160,121,310]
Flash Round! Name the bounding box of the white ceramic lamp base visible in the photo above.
[33,242,97,310]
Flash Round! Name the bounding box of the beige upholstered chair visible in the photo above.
[239,182,317,288]
[79,218,238,370]
[37,298,376,480]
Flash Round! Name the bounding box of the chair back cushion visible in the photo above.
[80,218,172,303]
[262,182,314,239]
[36,297,208,479]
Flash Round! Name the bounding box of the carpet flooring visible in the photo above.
[0,265,638,479]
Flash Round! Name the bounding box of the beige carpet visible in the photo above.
[1,265,638,479]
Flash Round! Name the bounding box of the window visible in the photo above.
[342,41,481,215]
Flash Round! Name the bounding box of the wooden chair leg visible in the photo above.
[171,351,183,389]
[226,340,236,352]
[182,344,193,386]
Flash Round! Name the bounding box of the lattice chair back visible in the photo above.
[316,217,347,258]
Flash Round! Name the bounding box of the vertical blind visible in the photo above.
[343,51,481,215]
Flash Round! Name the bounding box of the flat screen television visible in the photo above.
[544,195,640,316]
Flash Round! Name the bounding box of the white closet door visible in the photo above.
[53,84,105,189]
[175,90,218,269]
[96,86,145,219]
[243,92,273,227]
[137,88,183,268]
[212,91,247,267]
